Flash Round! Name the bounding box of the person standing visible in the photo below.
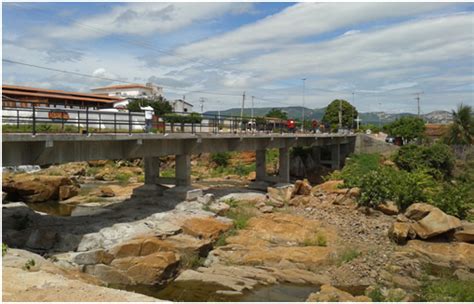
[140,105,154,133]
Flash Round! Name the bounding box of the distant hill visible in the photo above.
[205,107,452,125]
[205,106,326,120]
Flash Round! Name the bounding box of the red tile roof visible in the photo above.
[2,84,124,104]
[91,84,151,91]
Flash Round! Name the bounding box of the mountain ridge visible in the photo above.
[205,107,452,124]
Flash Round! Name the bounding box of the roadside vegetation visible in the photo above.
[328,104,474,220]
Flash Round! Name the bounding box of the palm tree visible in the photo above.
[446,104,473,158]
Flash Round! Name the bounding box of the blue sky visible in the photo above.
[3,2,474,114]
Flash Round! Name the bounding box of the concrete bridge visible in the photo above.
[2,133,356,197]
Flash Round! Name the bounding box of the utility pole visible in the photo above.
[251,96,255,132]
[414,92,424,117]
[199,98,205,114]
[338,99,343,129]
[351,91,355,130]
[240,91,246,132]
[302,78,306,132]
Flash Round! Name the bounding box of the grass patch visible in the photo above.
[302,233,327,247]
[226,206,255,230]
[420,277,474,302]
[86,166,101,177]
[214,228,238,247]
[367,286,384,302]
[180,253,206,269]
[115,172,132,183]
[2,243,8,257]
[337,248,361,265]
[160,168,175,178]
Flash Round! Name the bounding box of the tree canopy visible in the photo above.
[445,104,473,146]
[383,116,426,143]
[265,108,288,120]
[322,99,358,129]
[127,96,172,116]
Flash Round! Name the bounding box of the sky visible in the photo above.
[2,2,474,114]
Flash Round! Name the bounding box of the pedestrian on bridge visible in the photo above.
[140,106,154,133]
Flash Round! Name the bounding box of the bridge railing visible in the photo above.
[2,105,333,135]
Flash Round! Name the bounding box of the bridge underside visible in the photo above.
[3,134,356,197]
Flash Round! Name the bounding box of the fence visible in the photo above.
[2,105,298,135]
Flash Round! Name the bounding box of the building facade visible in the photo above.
[172,99,194,113]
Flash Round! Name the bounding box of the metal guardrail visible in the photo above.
[2,105,333,136]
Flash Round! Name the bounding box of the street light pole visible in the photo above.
[302,78,306,132]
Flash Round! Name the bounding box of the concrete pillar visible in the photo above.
[340,143,349,167]
[256,149,266,181]
[330,144,340,169]
[311,146,321,164]
[176,154,191,187]
[144,156,160,185]
[278,147,290,183]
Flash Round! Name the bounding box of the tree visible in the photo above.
[127,96,172,116]
[265,108,288,120]
[384,116,425,143]
[445,104,473,146]
[321,99,358,129]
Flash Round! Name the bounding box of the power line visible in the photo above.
[2,58,246,100]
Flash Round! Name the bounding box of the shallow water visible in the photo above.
[114,281,320,302]
[25,181,122,217]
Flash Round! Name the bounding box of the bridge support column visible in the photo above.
[278,147,290,183]
[176,154,191,187]
[144,156,160,185]
[340,143,350,167]
[256,149,266,181]
[132,156,163,198]
[330,144,340,169]
[311,146,321,164]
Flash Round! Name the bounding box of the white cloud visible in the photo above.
[43,3,254,40]
[164,2,451,63]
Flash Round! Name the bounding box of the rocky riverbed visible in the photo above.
[2,161,474,302]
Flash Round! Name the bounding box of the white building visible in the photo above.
[91,83,163,109]
[172,99,194,113]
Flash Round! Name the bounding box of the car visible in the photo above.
[385,136,395,144]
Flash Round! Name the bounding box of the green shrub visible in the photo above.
[432,181,474,220]
[328,153,381,188]
[394,143,454,179]
[358,166,434,210]
[115,172,132,183]
[2,243,8,257]
[210,152,231,167]
[23,259,36,271]
[163,112,203,124]
[367,286,384,302]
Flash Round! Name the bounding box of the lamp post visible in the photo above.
[302,78,306,132]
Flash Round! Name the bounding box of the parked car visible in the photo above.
[385,136,395,144]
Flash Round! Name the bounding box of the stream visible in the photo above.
[113,281,320,302]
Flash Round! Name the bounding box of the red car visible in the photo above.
[287,119,296,132]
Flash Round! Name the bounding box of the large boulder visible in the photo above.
[181,217,233,241]
[388,222,416,245]
[267,185,294,206]
[406,240,474,270]
[454,223,474,243]
[3,174,76,203]
[312,180,347,195]
[293,180,312,196]
[59,185,79,201]
[404,203,437,221]
[306,285,371,302]
[377,201,399,215]
[110,251,180,285]
[411,208,462,239]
